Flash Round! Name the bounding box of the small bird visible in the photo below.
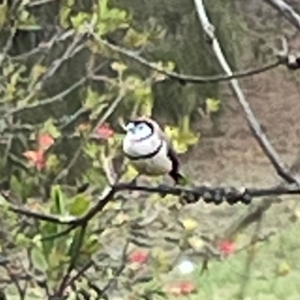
[122,116,186,185]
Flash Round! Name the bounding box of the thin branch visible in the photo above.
[26,0,56,7]
[91,90,125,136]
[52,145,82,183]
[17,36,87,107]
[3,263,27,300]
[99,241,129,297]
[97,38,283,84]
[4,61,106,118]
[0,25,17,66]
[193,0,300,185]
[263,0,300,31]
[40,33,86,84]
[83,241,130,299]
[238,217,264,299]
[10,30,74,63]
[64,261,94,290]
[54,224,87,298]
[223,197,280,240]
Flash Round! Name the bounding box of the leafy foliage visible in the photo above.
[0,0,211,298]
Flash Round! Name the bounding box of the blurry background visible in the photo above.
[0,0,300,299]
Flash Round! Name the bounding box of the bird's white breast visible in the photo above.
[123,134,161,157]
[123,136,172,176]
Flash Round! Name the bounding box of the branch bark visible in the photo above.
[98,37,283,84]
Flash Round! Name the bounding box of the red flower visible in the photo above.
[94,123,114,140]
[23,133,54,171]
[23,150,45,171]
[128,250,149,265]
[165,281,196,296]
[38,133,54,151]
[218,240,235,256]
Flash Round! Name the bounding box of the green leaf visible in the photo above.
[111,61,127,73]
[59,6,71,28]
[50,185,66,215]
[69,194,90,216]
[99,0,108,18]
[0,195,9,213]
[0,1,8,26]
[82,234,100,255]
[30,64,46,82]
[124,28,149,47]
[43,119,61,139]
[180,131,199,146]
[68,225,86,260]
[84,143,98,159]
[172,140,188,154]
[30,247,48,273]
[206,97,221,113]
[10,175,23,198]
[18,9,41,30]
[70,12,92,32]
[45,154,60,172]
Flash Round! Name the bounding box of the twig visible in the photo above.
[0,25,17,66]
[98,38,283,84]
[237,217,263,299]
[54,224,87,298]
[83,241,130,299]
[223,197,280,240]
[3,264,27,300]
[263,0,300,31]
[100,241,129,297]
[52,145,82,183]
[4,61,106,118]
[64,261,94,289]
[16,34,87,111]
[193,0,300,185]
[41,33,86,84]
[91,90,125,135]
[59,107,91,130]
[26,0,56,7]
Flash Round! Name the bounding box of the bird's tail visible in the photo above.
[170,172,189,186]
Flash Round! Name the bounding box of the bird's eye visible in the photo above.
[131,123,151,138]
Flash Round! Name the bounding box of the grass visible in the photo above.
[166,219,300,300]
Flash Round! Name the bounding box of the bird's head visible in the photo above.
[123,117,160,142]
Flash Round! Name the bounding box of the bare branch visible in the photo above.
[263,0,300,31]
[25,0,56,7]
[98,38,283,84]
[4,61,106,118]
[223,197,280,240]
[193,0,300,185]
[54,224,87,298]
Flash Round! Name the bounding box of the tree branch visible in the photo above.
[97,37,283,84]
[2,182,300,229]
[193,0,300,185]
[263,0,300,31]
[4,61,106,118]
